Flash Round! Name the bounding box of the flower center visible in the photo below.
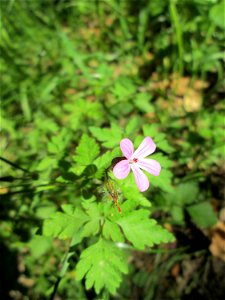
[130,157,138,164]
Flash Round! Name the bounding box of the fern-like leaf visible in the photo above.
[73,134,100,166]
[43,204,88,240]
[76,239,128,294]
[117,210,175,249]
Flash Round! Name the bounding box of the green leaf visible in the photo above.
[161,182,199,207]
[117,210,174,249]
[73,134,100,166]
[60,31,90,78]
[187,201,218,228]
[65,99,104,130]
[35,202,57,219]
[111,77,136,101]
[143,124,174,153]
[20,81,32,121]
[34,115,59,133]
[36,157,57,171]
[150,153,173,169]
[156,139,174,153]
[81,203,101,238]
[47,128,72,155]
[28,235,52,259]
[94,147,120,179]
[120,183,151,210]
[103,220,124,242]
[171,206,185,225]
[125,116,141,136]
[176,182,199,205]
[76,239,128,294]
[133,93,154,113]
[43,204,88,240]
[142,124,159,138]
[112,172,151,210]
[109,102,133,116]
[157,181,199,220]
[149,169,173,193]
[138,9,149,50]
[209,1,225,29]
[89,123,122,148]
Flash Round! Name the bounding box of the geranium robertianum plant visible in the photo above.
[42,134,175,296]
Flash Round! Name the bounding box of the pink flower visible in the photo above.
[113,137,161,192]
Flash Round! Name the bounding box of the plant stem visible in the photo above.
[49,237,77,300]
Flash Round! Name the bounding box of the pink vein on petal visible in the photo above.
[120,138,134,159]
[113,159,130,179]
[137,158,161,176]
[132,137,156,158]
[131,164,149,192]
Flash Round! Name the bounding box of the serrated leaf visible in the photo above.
[117,210,174,249]
[125,116,141,136]
[120,183,151,210]
[134,93,154,113]
[103,220,124,242]
[81,203,101,237]
[162,182,199,207]
[89,123,122,148]
[187,201,218,228]
[73,134,100,166]
[144,221,175,245]
[76,239,128,294]
[47,141,59,154]
[47,129,72,154]
[43,205,88,240]
[34,116,59,133]
[142,124,159,138]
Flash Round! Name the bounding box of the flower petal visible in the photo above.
[137,158,161,176]
[132,137,156,158]
[120,138,134,159]
[131,164,149,192]
[113,159,130,179]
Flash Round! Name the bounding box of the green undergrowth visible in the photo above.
[0,0,224,299]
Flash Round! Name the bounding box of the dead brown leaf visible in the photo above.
[209,221,225,262]
[170,76,190,96]
[18,275,35,288]
[183,89,202,112]
[171,263,180,278]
